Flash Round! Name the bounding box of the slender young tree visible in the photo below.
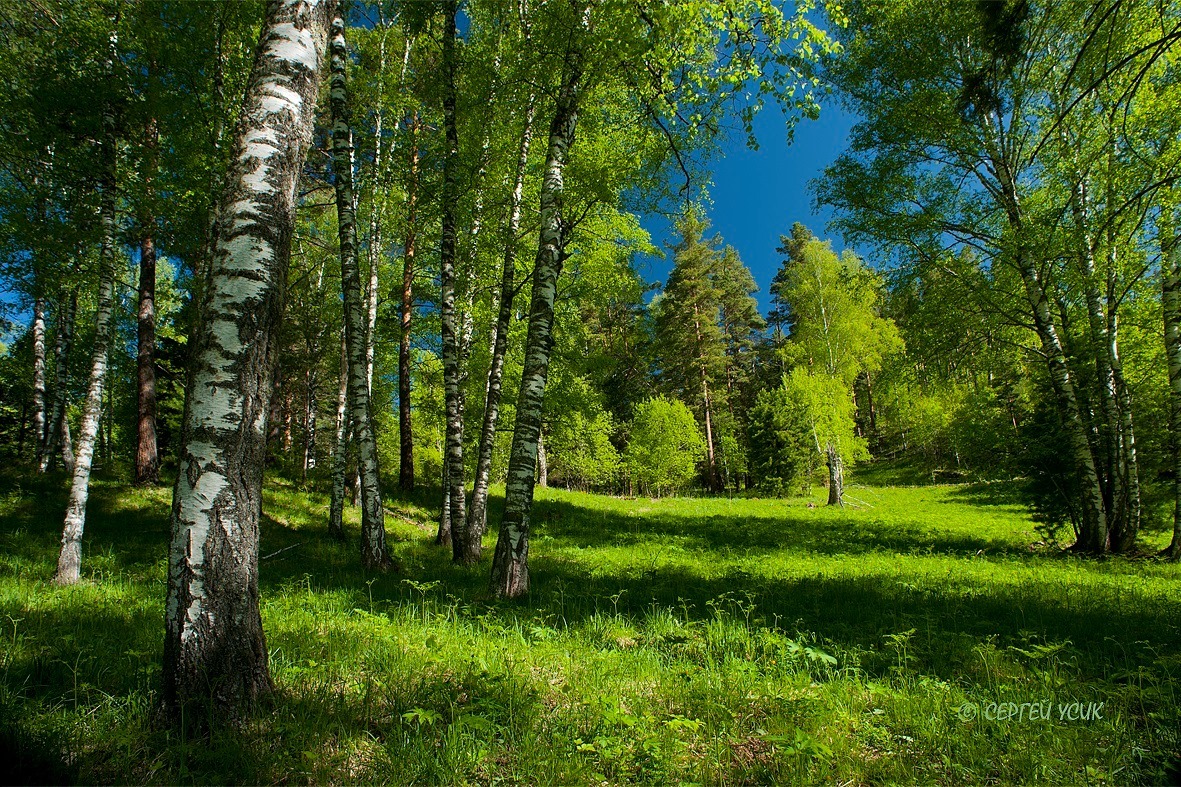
[468,97,535,544]
[53,20,120,586]
[329,11,390,570]
[491,33,585,598]
[328,331,348,540]
[437,0,469,557]
[398,115,420,492]
[30,295,47,465]
[163,0,331,719]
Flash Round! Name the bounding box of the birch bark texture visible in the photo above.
[329,12,390,570]
[31,297,47,464]
[468,99,535,543]
[163,0,331,718]
[328,331,349,539]
[438,0,468,558]
[490,45,584,598]
[53,29,120,586]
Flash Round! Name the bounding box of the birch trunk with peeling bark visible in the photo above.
[825,442,843,507]
[330,13,389,570]
[468,99,534,544]
[438,0,468,557]
[447,41,502,563]
[31,296,47,465]
[329,331,348,539]
[53,27,119,585]
[491,48,583,599]
[162,0,330,719]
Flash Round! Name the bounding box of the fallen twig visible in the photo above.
[261,543,302,561]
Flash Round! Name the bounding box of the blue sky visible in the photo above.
[637,100,860,313]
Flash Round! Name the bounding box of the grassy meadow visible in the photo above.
[1,469,1179,785]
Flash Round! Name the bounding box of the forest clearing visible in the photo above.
[2,469,1179,784]
[2,0,1181,783]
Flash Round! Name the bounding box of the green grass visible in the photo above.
[1,470,1179,785]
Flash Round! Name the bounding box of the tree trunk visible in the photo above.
[41,290,77,473]
[60,404,74,474]
[490,47,583,599]
[331,13,389,571]
[398,118,420,493]
[825,441,843,507]
[31,297,47,466]
[329,332,349,539]
[701,369,719,492]
[437,454,452,546]
[468,98,535,547]
[990,140,1108,553]
[437,0,469,559]
[162,0,330,721]
[691,304,720,493]
[54,28,120,586]
[1106,249,1140,553]
[1162,227,1181,561]
[136,134,160,485]
[1016,251,1108,553]
[302,367,317,477]
[1071,181,1128,549]
[537,429,547,488]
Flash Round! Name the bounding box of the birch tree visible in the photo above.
[438,0,469,559]
[490,8,586,597]
[468,97,534,543]
[53,20,121,586]
[162,0,331,718]
[772,231,900,506]
[329,11,390,570]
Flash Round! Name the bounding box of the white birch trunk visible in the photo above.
[330,13,389,570]
[163,0,330,718]
[491,44,584,598]
[468,98,535,544]
[31,297,47,464]
[329,331,349,539]
[438,0,467,555]
[53,23,119,585]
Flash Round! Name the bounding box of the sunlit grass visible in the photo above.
[1,469,1178,784]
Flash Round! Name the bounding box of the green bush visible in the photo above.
[623,396,705,496]
[548,409,621,491]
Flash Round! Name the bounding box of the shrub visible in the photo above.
[623,396,705,496]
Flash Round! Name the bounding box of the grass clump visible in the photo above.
[1,470,1179,784]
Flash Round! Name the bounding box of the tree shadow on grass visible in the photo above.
[3,470,1180,782]
[524,495,1018,558]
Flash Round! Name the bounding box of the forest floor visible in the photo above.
[1,469,1179,785]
